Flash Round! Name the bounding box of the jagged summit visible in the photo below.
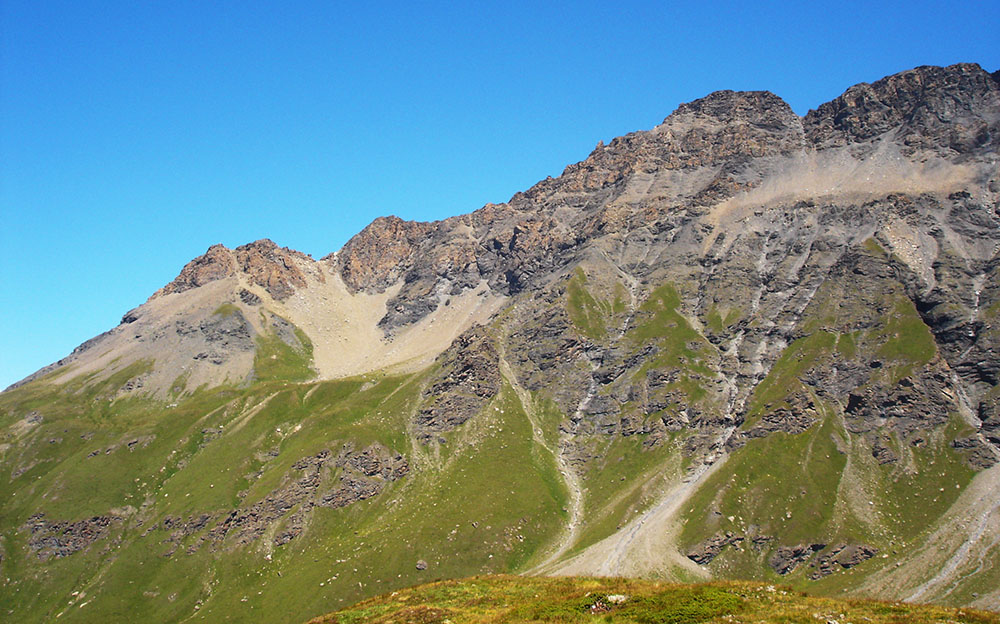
[155,238,310,302]
[149,63,998,318]
[805,62,1000,151]
[669,89,795,123]
[4,63,1000,622]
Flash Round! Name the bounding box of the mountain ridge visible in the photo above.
[14,62,995,394]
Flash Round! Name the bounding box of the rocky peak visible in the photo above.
[154,64,999,333]
[804,62,1000,153]
[154,244,236,298]
[337,216,436,293]
[668,89,797,128]
[154,238,309,302]
[648,88,805,166]
[232,239,309,302]
[559,90,804,193]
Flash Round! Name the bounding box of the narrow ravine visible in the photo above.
[497,346,586,574]
[528,363,594,572]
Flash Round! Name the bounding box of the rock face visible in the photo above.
[215,443,407,548]
[155,239,309,302]
[808,544,879,579]
[184,308,255,365]
[804,63,999,155]
[337,216,436,293]
[687,532,744,565]
[769,543,827,575]
[155,244,237,297]
[233,239,310,301]
[415,327,501,442]
[687,531,773,565]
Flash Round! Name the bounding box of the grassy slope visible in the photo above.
[566,267,627,343]
[627,284,716,408]
[310,575,1000,624]
[0,319,570,623]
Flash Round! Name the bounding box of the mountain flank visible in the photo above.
[2,62,1000,623]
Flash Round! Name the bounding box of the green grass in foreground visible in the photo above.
[308,575,999,624]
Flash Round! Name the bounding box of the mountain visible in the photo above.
[2,62,999,623]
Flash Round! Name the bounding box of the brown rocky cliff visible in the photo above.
[336,216,436,293]
[232,239,309,302]
[153,239,309,302]
[154,244,237,298]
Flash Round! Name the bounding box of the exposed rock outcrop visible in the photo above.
[220,443,407,548]
[157,442,409,555]
[805,63,1000,155]
[687,531,744,565]
[233,239,309,302]
[769,543,826,575]
[808,543,878,579]
[415,327,501,442]
[684,531,770,564]
[843,367,953,436]
[743,392,819,439]
[155,244,237,297]
[22,513,120,561]
[337,216,436,293]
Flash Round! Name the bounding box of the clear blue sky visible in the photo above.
[2,1,998,388]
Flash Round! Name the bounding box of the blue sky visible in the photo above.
[1,1,998,388]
